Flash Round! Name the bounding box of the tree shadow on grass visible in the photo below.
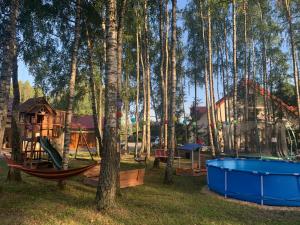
[1,159,300,225]
[143,168,206,195]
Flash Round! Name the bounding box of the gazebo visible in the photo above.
[176,143,208,176]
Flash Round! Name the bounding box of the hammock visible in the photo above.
[3,155,97,181]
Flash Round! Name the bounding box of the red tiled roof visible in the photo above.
[246,79,298,115]
[190,79,298,116]
[191,98,225,115]
[71,115,95,130]
[192,106,207,114]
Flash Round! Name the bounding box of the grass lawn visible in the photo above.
[0,158,300,225]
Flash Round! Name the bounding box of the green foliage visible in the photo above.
[9,80,42,102]
[275,80,297,107]
[183,0,205,86]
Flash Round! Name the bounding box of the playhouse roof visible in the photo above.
[19,97,56,115]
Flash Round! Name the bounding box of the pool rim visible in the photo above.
[206,157,300,176]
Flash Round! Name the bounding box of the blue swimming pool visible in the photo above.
[206,158,300,206]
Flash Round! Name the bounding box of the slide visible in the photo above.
[39,137,63,170]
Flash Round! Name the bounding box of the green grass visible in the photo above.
[0,158,300,225]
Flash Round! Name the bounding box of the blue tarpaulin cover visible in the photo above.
[177,143,202,151]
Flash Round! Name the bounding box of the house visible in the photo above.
[190,80,299,154]
[70,115,97,150]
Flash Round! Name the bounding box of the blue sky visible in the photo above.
[18,0,204,116]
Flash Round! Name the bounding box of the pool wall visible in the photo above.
[206,158,300,207]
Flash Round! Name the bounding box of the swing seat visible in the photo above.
[154,149,168,163]
[134,154,147,167]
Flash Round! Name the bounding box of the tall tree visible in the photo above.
[7,38,22,182]
[116,0,127,164]
[144,0,151,157]
[281,0,300,127]
[135,18,140,156]
[140,35,147,154]
[257,1,269,150]
[243,0,249,151]
[86,26,103,155]
[62,0,81,170]
[232,0,238,155]
[165,0,177,184]
[164,0,169,152]
[200,0,215,156]
[96,0,119,210]
[159,0,165,149]
[0,0,18,152]
[223,18,233,150]
[207,1,217,155]
[115,0,127,195]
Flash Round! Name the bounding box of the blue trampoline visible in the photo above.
[206,158,300,206]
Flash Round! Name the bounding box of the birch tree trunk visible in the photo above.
[220,45,227,125]
[62,0,81,170]
[124,67,129,153]
[219,43,227,152]
[140,39,147,155]
[116,0,127,161]
[86,27,103,155]
[243,0,249,152]
[251,39,261,153]
[207,4,217,155]
[143,0,151,157]
[96,0,119,210]
[181,78,188,143]
[116,0,127,195]
[135,22,140,157]
[224,18,234,150]
[258,2,268,151]
[0,0,18,152]
[159,0,165,149]
[164,0,177,184]
[200,1,215,156]
[164,0,169,152]
[223,20,233,150]
[99,18,106,142]
[7,41,22,182]
[232,0,238,155]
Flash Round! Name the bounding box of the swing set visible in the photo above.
[74,128,95,161]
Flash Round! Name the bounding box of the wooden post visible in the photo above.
[191,150,194,172]
[198,150,201,173]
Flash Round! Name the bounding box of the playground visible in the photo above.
[1,157,300,225]
[2,0,300,224]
